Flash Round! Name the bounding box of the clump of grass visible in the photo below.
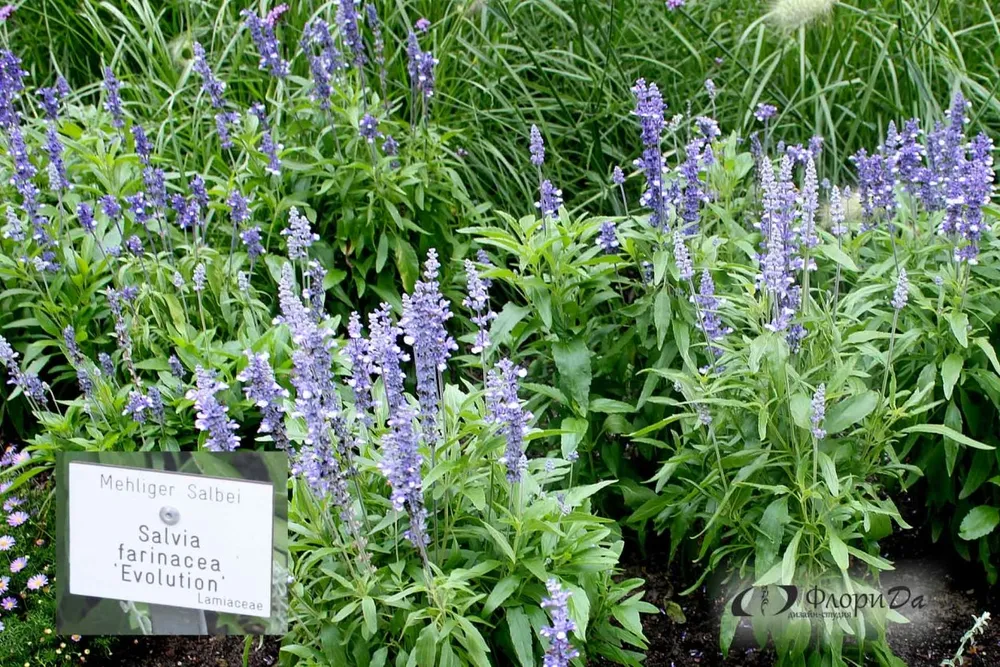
[766,0,836,31]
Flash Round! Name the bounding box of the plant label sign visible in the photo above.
[67,461,274,618]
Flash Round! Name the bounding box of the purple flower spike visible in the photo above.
[529,124,545,167]
[238,351,290,449]
[240,226,265,260]
[810,384,826,439]
[282,207,318,260]
[754,103,777,122]
[345,312,375,425]
[378,406,429,549]
[186,366,240,451]
[464,258,496,354]
[891,268,908,310]
[241,9,289,78]
[486,359,531,483]
[536,179,563,220]
[192,42,226,109]
[672,229,693,281]
[540,579,580,667]
[368,303,410,415]
[359,113,381,144]
[597,221,619,254]
[631,78,667,229]
[336,0,367,68]
[123,390,153,424]
[401,249,457,444]
[612,165,625,185]
[102,67,125,129]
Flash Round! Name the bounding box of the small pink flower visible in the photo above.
[0,576,9,593]
[6,511,28,527]
[10,556,28,573]
[2,496,22,511]
[0,535,14,551]
[0,596,16,610]
[26,573,48,590]
[71,634,82,642]
[0,5,14,22]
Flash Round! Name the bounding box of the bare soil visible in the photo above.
[89,635,281,667]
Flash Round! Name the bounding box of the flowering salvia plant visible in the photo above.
[466,82,997,662]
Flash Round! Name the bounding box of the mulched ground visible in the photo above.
[90,635,280,667]
[602,487,1000,667]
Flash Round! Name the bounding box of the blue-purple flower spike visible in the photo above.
[401,249,457,445]
[891,268,909,310]
[345,312,375,426]
[186,366,240,451]
[192,42,226,109]
[810,384,826,439]
[237,351,290,450]
[540,579,580,667]
[631,78,667,229]
[241,8,289,78]
[378,405,430,550]
[463,258,496,355]
[102,67,125,130]
[336,0,366,68]
[368,303,409,415]
[486,358,531,483]
[529,124,545,167]
[282,207,318,260]
[536,179,563,220]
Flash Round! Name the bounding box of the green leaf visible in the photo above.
[820,244,859,271]
[565,583,590,640]
[749,335,769,373]
[482,521,516,563]
[754,561,783,587]
[589,398,635,414]
[415,624,438,667]
[947,310,969,348]
[789,393,813,431]
[560,417,588,459]
[483,576,520,615]
[506,607,534,667]
[975,338,1000,375]
[781,529,803,585]
[959,506,999,541]
[491,304,531,347]
[818,452,840,497]
[394,240,419,293]
[552,337,592,410]
[901,424,994,450]
[941,354,963,400]
[375,233,389,272]
[720,605,738,656]
[825,391,878,434]
[612,605,644,638]
[845,546,894,571]
[654,288,672,349]
[828,530,849,571]
[361,597,377,637]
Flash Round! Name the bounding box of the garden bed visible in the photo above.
[610,490,999,666]
[99,636,280,667]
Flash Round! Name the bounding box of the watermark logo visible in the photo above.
[730,584,926,620]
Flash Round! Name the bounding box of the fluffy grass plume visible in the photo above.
[767,0,836,30]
